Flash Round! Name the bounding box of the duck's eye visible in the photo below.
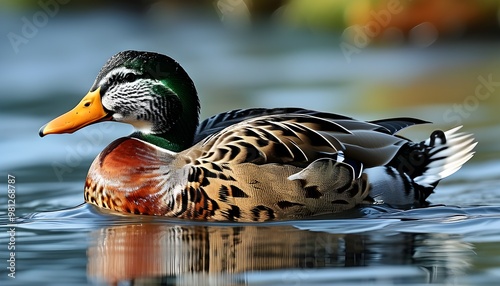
[124,73,136,82]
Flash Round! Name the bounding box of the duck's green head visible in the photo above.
[39,50,200,152]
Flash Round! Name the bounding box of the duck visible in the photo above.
[39,50,476,222]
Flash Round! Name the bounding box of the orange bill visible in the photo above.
[39,88,112,137]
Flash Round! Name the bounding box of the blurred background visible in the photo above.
[1,0,499,165]
[1,1,500,285]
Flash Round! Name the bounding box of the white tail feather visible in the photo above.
[414,126,477,187]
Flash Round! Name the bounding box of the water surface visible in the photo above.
[1,11,500,286]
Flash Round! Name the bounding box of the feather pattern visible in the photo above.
[83,107,472,222]
[42,51,476,222]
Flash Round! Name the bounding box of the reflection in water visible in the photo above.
[87,223,475,285]
[413,233,474,283]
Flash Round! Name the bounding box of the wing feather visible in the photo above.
[190,110,421,169]
[194,107,353,143]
